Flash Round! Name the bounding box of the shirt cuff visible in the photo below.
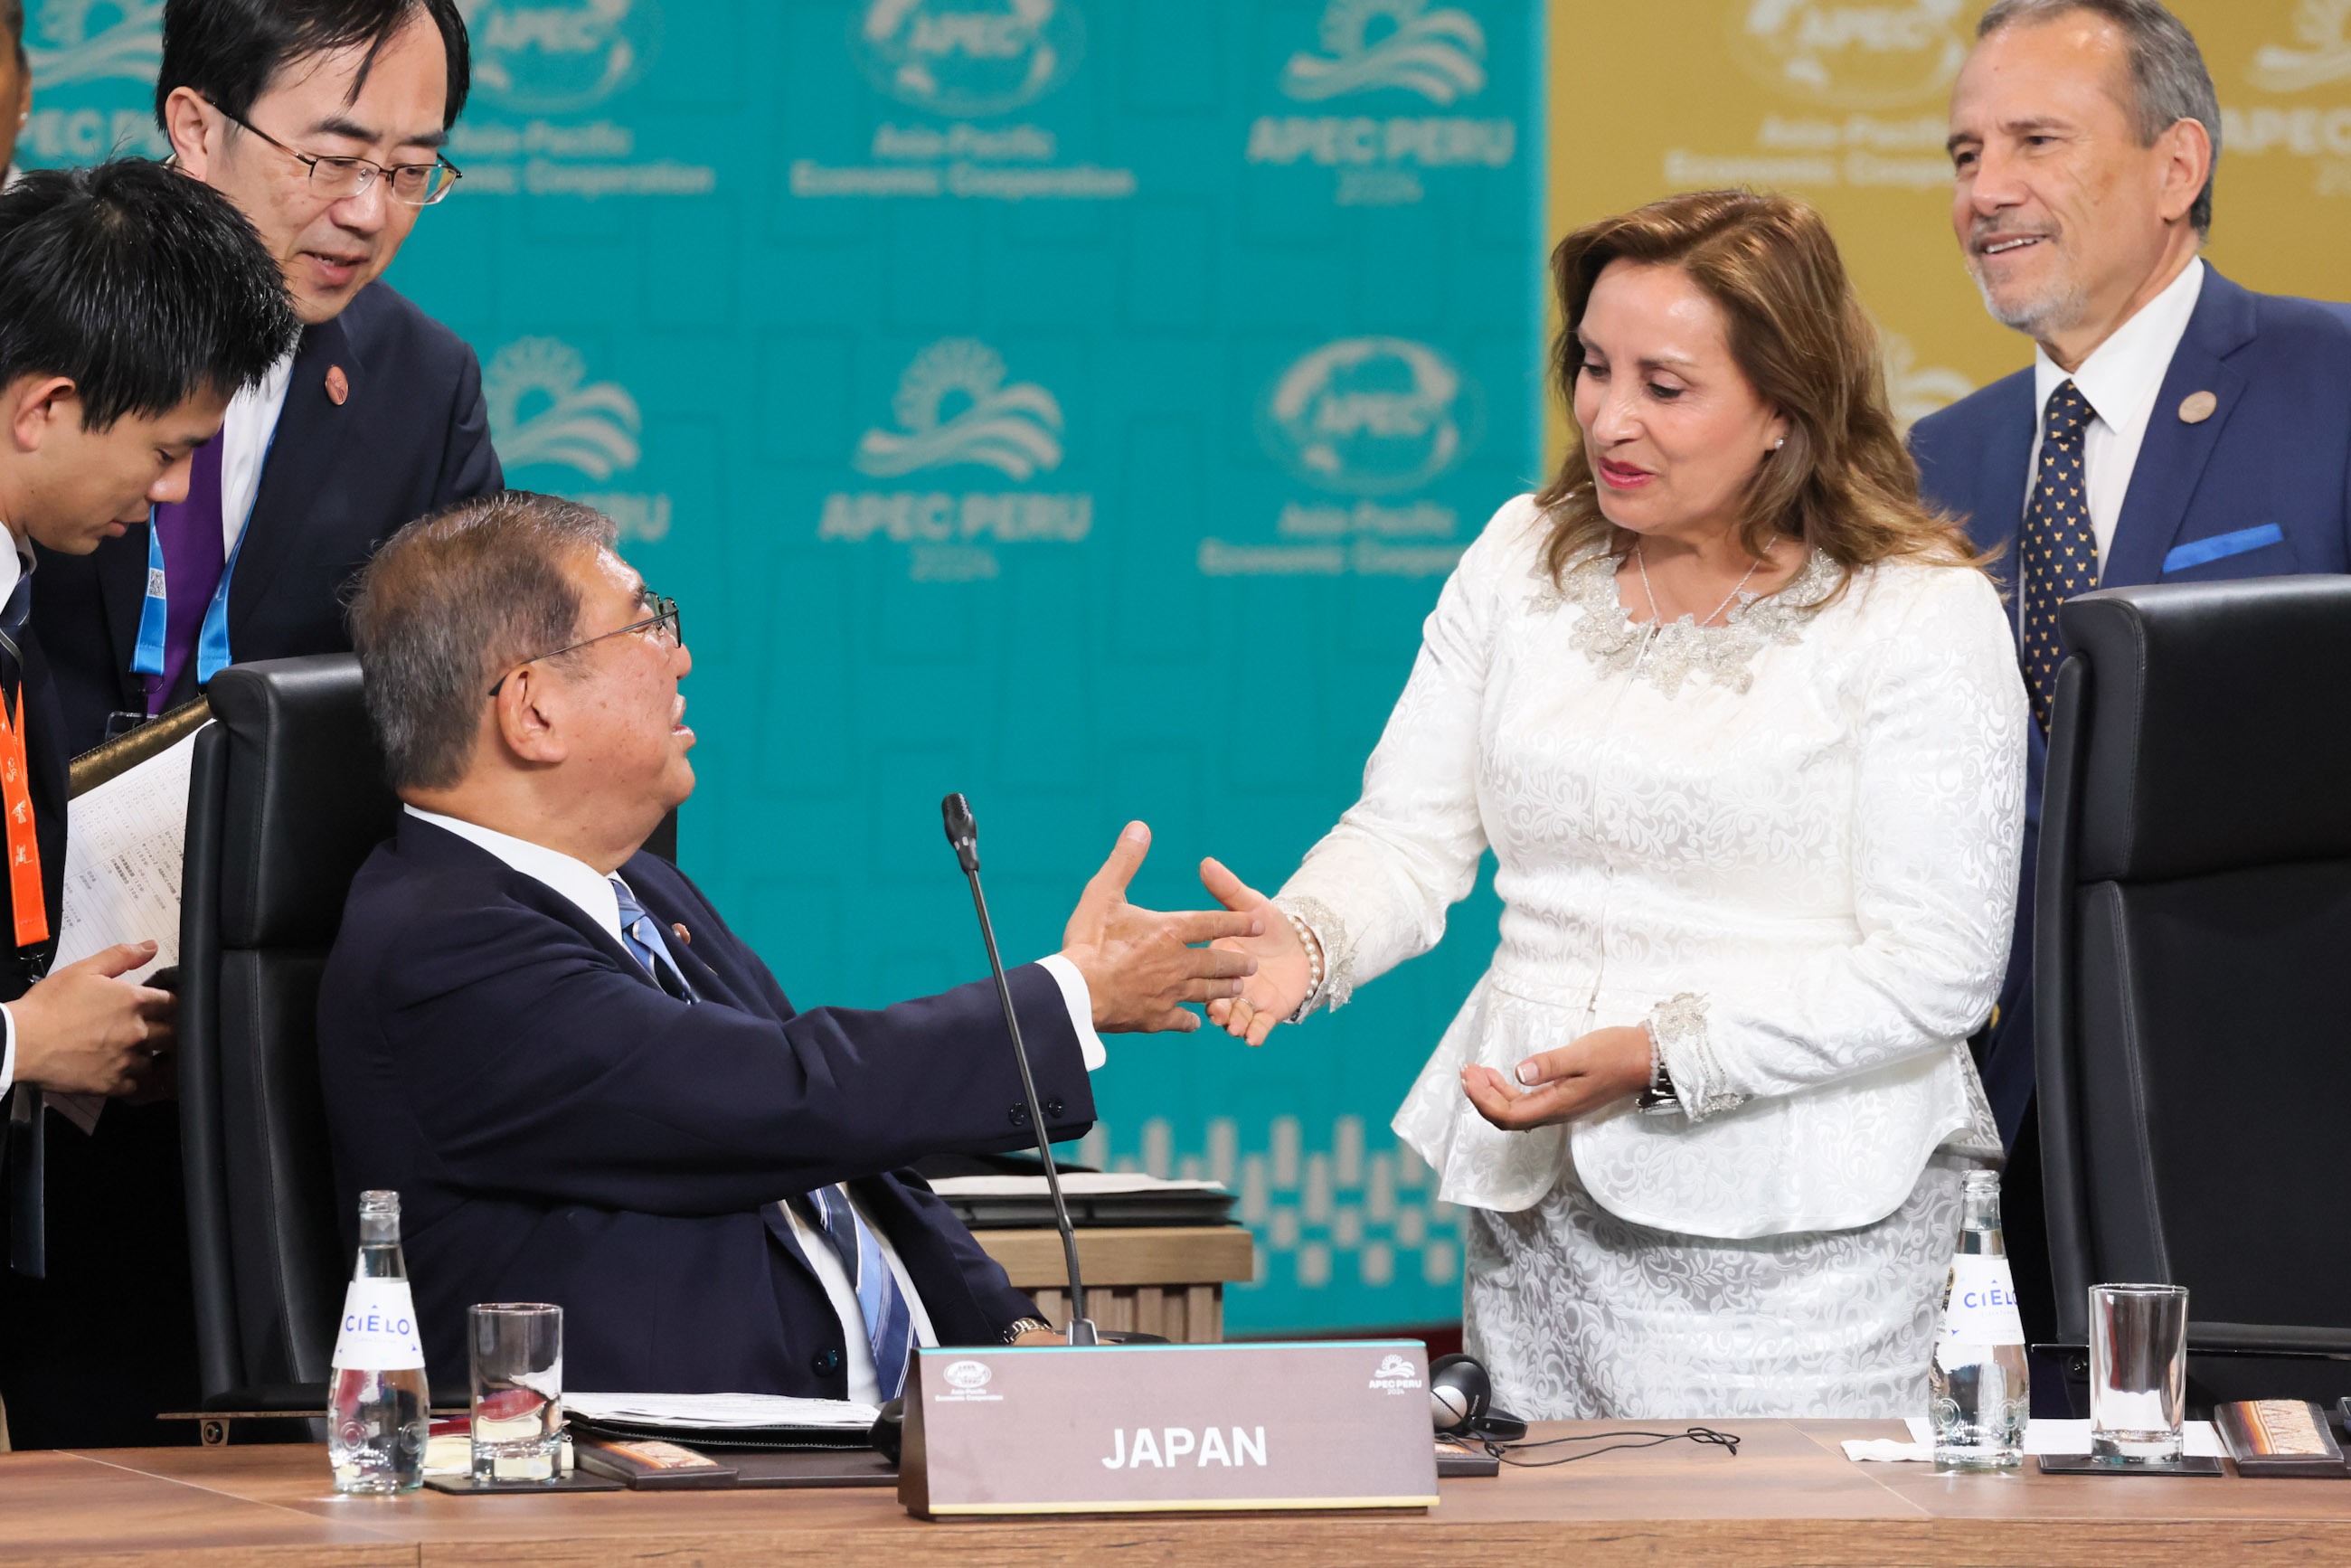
[1034,954,1107,1072]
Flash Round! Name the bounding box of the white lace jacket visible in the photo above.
[1277,496,2025,1239]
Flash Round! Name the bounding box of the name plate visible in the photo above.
[898,1340,1439,1517]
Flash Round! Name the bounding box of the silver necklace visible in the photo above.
[1633,544,1764,629]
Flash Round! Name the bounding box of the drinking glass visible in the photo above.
[469,1302,565,1482]
[2089,1283,2187,1465]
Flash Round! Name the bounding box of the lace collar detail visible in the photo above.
[1545,547,1839,696]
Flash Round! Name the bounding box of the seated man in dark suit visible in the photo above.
[322,492,1260,1401]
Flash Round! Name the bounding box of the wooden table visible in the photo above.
[9,1422,2351,1565]
[971,1226,1254,1342]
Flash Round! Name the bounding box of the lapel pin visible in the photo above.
[2178,390,2216,424]
[671,922,692,946]
[325,364,350,406]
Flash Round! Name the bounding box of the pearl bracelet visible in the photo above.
[1279,906,1325,1025]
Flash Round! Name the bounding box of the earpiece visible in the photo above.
[1429,1353,1527,1441]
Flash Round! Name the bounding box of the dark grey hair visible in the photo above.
[1978,0,2220,236]
[348,492,618,791]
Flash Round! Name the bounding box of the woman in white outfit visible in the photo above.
[1200,190,2028,1419]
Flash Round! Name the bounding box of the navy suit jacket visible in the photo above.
[31,281,503,756]
[318,816,1096,1398]
[1910,267,2351,1136]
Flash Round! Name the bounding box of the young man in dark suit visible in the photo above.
[325,493,1263,1398]
[33,0,501,756]
[0,160,300,1446]
[1913,0,2351,1405]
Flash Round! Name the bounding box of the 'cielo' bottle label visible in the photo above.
[1940,1253,2026,1350]
[330,1278,428,1371]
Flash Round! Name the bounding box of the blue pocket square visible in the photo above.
[2162,524,2285,573]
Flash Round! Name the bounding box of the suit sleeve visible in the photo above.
[347,895,1095,1217]
[436,343,504,504]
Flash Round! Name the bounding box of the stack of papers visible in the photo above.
[564,1393,878,1431]
[927,1173,1228,1198]
[928,1171,1238,1230]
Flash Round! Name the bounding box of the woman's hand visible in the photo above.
[1460,1025,1654,1130]
[1198,859,1312,1046]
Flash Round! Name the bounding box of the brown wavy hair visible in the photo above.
[1535,189,1981,593]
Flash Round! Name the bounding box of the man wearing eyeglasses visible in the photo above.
[31,0,500,757]
[323,493,1264,1399]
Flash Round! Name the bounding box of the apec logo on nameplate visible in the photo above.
[899,1341,1439,1516]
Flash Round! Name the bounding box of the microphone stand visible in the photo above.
[941,794,1098,1346]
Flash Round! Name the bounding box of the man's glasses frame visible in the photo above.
[487,595,682,698]
[209,99,463,206]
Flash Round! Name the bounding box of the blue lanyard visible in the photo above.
[132,421,275,688]
[131,513,244,687]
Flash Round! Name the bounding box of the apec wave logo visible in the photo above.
[850,0,1085,118]
[1367,1353,1423,1391]
[460,0,661,114]
[2251,0,2351,92]
[943,1359,993,1390]
[1729,0,1967,109]
[486,338,643,479]
[485,338,671,542]
[1260,337,1478,497]
[1280,0,1486,105]
[854,338,1064,481]
[24,0,163,87]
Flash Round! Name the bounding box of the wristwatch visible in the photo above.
[1001,1316,1052,1343]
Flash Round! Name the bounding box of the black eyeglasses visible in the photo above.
[488,593,683,698]
[211,99,462,206]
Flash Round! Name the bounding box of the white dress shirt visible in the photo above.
[404,804,1099,1373]
[2026,257,2205,580]
[217,353,297,557]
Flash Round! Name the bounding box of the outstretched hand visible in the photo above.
[1198,858,1313,1046]
[1459,1025,1652,1130]
[1060,824,1263,1033]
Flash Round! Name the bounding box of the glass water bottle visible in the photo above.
[1929,1167,2030,1470]
[327,1190,431,1494]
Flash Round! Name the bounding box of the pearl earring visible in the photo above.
[1771,438,1785,451]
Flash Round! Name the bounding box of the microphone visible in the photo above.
[939,792,1097,1347]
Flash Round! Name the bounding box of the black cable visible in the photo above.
[1478,1426,1741,1468]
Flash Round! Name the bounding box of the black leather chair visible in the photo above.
[2037,577,2351,1407]
[180,656,399,1436]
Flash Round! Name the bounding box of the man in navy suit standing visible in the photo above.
[1912,0,2351,1384]
[323,492,1264,1397]
[33,0,500,755]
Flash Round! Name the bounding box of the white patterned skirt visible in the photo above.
[1463,1149,1973,1420]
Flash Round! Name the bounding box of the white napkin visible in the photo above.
[1841,1417,2224,1462]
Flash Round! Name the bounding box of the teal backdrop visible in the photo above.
[24,0,1544,1333]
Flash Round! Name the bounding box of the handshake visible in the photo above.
[1050,823,1312,1039]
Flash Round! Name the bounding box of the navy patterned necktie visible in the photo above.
[2018,380,2098,732]
[608,875,693,1001]
[792,1185,915,1401]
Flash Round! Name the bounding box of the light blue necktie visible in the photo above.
[609,875,692,1001]
[798,1185,914,1402]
